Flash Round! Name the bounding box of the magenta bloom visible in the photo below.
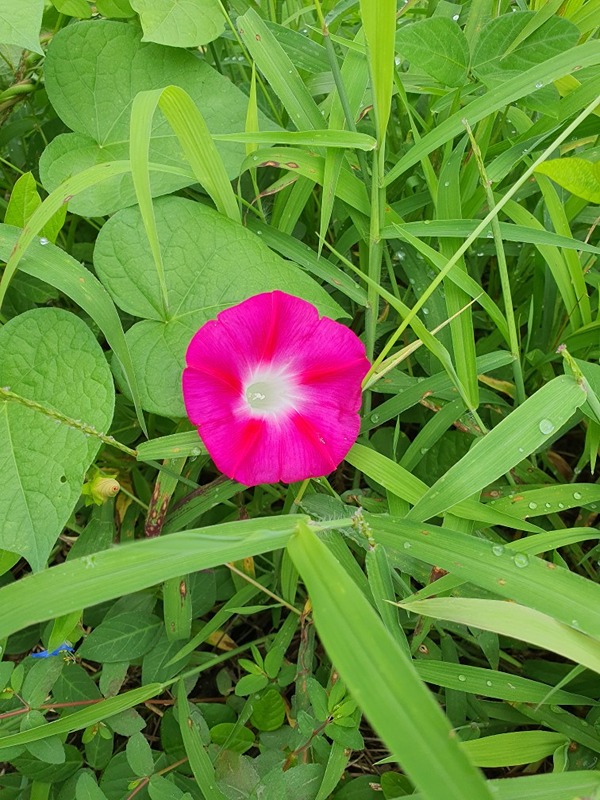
[182,291,369,486]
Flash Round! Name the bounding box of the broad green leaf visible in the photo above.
[76,772,110,800]
[250,688,286,731]
[78,612,162,663]
[95,0,134,17]
[10,743,82,782]
[536,157,600,203]
[401,598,600,676]
[130,0,224,47]
[40,21,275,216]
[0,309,115,571]
[126,731,155,777]
[461,732,567,768]
[408,375,587,522]
[0,223,143,433]
[210,723,255,753]
[5,173,66,243]
[0,0,43,54]
[288,522,492,800]
[94,195,343,417]
[472,12,579,83]
[395,17,469,87]
[5,172,42,228]
[52,0,92,18]
[22,711,66,764]
[0,515,305,640]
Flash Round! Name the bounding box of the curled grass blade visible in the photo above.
[401,597,600,676]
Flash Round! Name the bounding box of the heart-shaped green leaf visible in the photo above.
[130,0,224,47]
[0,308,115,571]
[94,196,344,418]
[40,20,274,216]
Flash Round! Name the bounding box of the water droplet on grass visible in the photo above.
[39,237,49,245]
[539,419,554,435]
[528,502,537,510]
[513,553,529,568]
[573,491,582,500]
[492,545,504,556]
[458,674,466,682]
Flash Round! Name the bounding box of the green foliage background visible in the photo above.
[0,1,599,799]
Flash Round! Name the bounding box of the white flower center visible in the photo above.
[243,368,299,417]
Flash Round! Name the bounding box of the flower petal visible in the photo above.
[296,315,369,412]
[198,406,360,486]
[183,319,243,427]
[216,291,321,368]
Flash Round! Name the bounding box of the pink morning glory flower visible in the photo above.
[182,291,370,486]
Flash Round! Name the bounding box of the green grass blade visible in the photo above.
[408,375,587,522]
[385,40,600,185]
[414,661,595,706]
[212,130,375,149]
[359,0,395,142]
[390,223,509,344]
[369,515,600,640]
[0,516,305,640]
[243,146,370,214]
[361,351,515,432]
[536,173,592,326]
[461,732,567,768]
[410,527,600,602]
[288,521,492,800]
[0,161,131,310]
[381,219,600,256]
[237,9,324,130]
[0,684,162,750]
[346,444,544,534]
[401,598,600,675]
[136,431,206,461]
[177,687,229,800]
[411,773,600,800]
[246,218,367,305]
